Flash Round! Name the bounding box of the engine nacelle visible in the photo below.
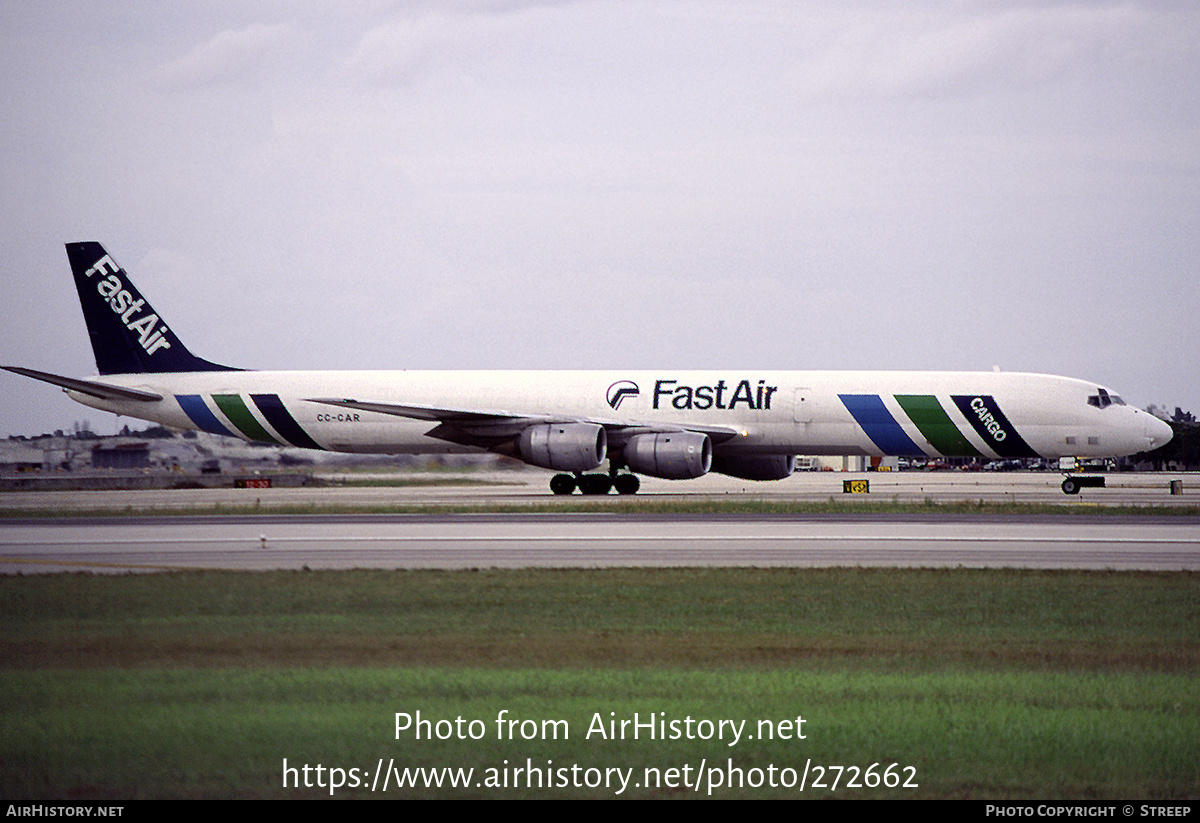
[623,432,712,479]
[711,454,796,481]
[517,423,606,472]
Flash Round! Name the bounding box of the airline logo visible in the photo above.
[83,255,173,357]
[607,380,639,410]
[653,379,778,411]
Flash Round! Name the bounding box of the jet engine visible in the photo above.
[517,423,607,472]
[623,431,712,479]
[710,454,796,481]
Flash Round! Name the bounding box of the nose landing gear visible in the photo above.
[1061,475,1106,494]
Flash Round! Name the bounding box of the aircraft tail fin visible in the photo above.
[66,242,239,375]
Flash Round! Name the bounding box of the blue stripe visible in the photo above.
[839,394,926,456]
[176,394,236,437]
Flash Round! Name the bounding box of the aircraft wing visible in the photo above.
[304,397,740,445]
[304,397,554,425]
[3,366,163,402]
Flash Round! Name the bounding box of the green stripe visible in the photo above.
[212,394,282,444]
[895,395,982,457]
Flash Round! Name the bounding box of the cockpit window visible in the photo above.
[1087,388,1125,409]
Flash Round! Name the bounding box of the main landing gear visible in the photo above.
[550,472,641,495]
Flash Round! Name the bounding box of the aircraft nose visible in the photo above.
[1144,414,1173,449]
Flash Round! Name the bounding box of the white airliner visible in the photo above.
[6,242,1173,495]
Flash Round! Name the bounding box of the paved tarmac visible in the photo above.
[0,469,1195,512]
[2,472,1196,574]
[2,511,1197,574]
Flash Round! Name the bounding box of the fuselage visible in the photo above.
[68,369,1170,461]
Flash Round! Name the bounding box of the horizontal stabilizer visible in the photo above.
[3,366,163,402]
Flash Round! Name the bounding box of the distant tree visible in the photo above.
[120,424,175,439]
[72,420,99,440]
[1139,412,1200,470]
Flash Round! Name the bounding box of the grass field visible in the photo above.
[2,567,1197,799]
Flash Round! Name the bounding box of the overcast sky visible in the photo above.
[2,1,1197,437]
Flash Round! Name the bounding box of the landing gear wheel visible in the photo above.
[578,473,613,495]
[550,474,576,495]
[1061,478,1080,495]
[613,474,640,495]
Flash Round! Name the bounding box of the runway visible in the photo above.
[2,513,1197,573]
